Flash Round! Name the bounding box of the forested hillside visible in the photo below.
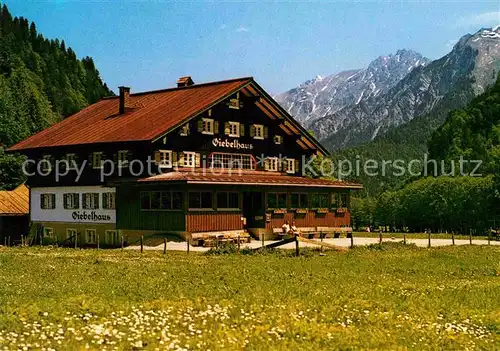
[351,75,500,233]
[0,3,112,189]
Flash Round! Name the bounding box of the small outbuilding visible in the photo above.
[0,184,29,245]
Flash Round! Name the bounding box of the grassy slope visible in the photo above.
[0,245,498,349]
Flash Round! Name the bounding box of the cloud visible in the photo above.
[219,24,227,30]
[236,26,249,32]
[456,11,500,28]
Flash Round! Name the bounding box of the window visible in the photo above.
[40,194,56,209]
[43,227,54,238]
[312,193,329,208]
[66,153,76,170]
[105,230,119,245]
[183,152,197,167]
[290,193,308,209]
[339,193,349,208]
[179,123,190,136]
[217,192,240,209]
[157,150,172,168]
[265,157,279,172]
[66,228,77,239]
[267,193,287,209]
[117,150,129,168]
[274,135,283,144]
[227,121,240,137]
[63,193,79,209]
[286,158,295,174]
[140,191,183,210]
[189,191,213,209]
[85,229,97,244]
[253,124,264,139]
[201,118,214,135]
[82,193,99,209]
[92,152,103,169]
[102,192,115,209]
[41,155,51,172]
[210,153,255,170]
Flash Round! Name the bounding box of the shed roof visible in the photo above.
[137,169,362,189]
[0,184,29,216]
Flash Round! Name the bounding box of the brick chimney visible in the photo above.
[118,86,131,114]
[176,76,194,88]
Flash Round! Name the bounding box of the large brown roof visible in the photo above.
[137,169,362,189]
[8,77,252,151]
[0,184,29,216]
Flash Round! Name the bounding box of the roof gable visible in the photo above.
[7,76,328,155]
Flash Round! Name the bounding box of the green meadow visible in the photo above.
[0,243,498,350]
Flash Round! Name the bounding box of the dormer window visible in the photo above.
[179,123,190,136]
[227,121,240,137]
[201,118,214,135]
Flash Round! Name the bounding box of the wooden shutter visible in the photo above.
[74,194,80,209]
[224,122,230,135]
[172,152,178,168]
[178,152,185,167]
[63,194,68,209]
[214,121,219,134]
[51,194,56,209]
[197,119,203,132]
[94,193,99,209]
[240,124,245,137]
[295,159,300,174]
[195,153,201,168]
[264,158,269,171]
[264,127,269,139]
[154,151,161,164]
[249,125,255,138]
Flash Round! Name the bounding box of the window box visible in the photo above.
[273,208,287,214]
[336,207,347,213]
[295,208,308,214]
[316,208,329,214]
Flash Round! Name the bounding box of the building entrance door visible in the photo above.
[242,192,265,228]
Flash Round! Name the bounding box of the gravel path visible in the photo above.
[126,237,500,252]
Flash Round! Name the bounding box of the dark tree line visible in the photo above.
[0,3,113,189]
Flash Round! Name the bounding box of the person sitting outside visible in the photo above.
[290,221,302,237]
[281,221,291,237]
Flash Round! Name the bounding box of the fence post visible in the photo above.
[295,234,299,257]
[163,238,167,254]
[97,235,100,250]
[21,235,23,247]
[350,232,354,249]
[428,231,431,248]
[140,235,144,254]
[121,235,124,250]
[452,232,455,246]
[320,231,324,254]
[488,231,491,245]
[469,230,472,245]
[261,232,265,247]
[3,237,6,246]
[403,233,406,245]
[379,231,382,244]
[74,233,78,249]
[187,235,190,254]
[237,234,241,253]
[8,236,10,247]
